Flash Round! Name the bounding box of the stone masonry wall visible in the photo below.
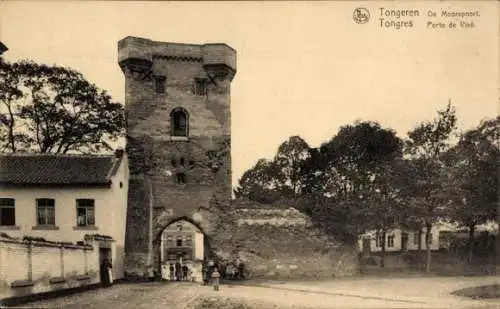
[119,37,235,276]
[211,200,359,279]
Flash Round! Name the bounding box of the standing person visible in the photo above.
[175,261,182,281]
[182,264,188,281]
[169,263,175,281]
[207,259,214,284]
[100,259,112,287]
[202,263,209,285]
[237,260,245,280]
[211,267,221,291]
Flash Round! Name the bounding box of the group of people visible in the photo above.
[202,258,245,291]
[168,262,193,281]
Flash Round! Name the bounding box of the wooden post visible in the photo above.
[27,241,32,281]
[84,247,88,275]
[60,244,64,277]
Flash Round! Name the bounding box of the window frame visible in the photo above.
[194,78,207,96]
[0,198,15,226]
[36,198,56,226]
[170,107,189,137]
[155,76,166,94]
[176,238,183,247]
[387,235,395,248]
[76,199,95,227]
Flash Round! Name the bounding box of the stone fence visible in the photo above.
[0,237,100,301]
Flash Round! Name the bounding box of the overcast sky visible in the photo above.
[1,1,498,187]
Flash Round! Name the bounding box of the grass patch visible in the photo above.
[451,284,500,299]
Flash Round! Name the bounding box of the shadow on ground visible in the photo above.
[451,284,500,300]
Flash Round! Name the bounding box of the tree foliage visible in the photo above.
[0,60,124,153]
[235,102,497,271]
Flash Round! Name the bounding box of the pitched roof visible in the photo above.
[0,152,123,187]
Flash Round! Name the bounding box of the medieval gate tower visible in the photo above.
[118,37,236,277]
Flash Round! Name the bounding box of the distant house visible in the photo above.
[358,227,440,255]
[358,221,498,255]
[0,150,128,279]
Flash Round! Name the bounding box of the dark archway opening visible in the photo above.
[153,217,214,282]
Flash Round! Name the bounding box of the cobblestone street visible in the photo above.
[13,276,500,309]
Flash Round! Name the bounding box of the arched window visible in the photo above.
[170,108,189,137]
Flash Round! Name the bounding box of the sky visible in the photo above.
[1,1,498,187]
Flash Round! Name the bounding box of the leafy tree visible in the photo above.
[0,60,124,153]
[306,121,403,253]
[405,102,457,273]
[442,117,499,262]
[273,135,311,196]
[233,158,283,204]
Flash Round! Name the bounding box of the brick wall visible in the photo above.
[0,237,101,301]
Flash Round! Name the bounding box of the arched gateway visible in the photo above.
[156,218,211,282]
[118,36,236,278]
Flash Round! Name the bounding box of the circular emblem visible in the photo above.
[353,8,370,24]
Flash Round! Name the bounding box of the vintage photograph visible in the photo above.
[0,1,498,308]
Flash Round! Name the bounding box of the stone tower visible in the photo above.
[118,37,236,276]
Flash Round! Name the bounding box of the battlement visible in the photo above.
[118,36,236,75]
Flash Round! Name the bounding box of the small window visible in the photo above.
[166,236,173,247]
[36,198,55,226]
[375,234,383,247]
[194,78,207,96]
[0,198,15,226]
[170,108,189,137]
[180,157,185,166]
[413,233,419,245]
[185,236,192,247]
[176,172,186,184]
[176,238,183,247]
[171,159,177,167]
[155,76,166,94]
[76,199,95,227]
[387,235,395,248]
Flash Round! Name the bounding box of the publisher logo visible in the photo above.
[353,8,370,24]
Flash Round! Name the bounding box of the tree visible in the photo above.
[0,60,124,153]
[273,135,311,197]
[233,158,283,204]
[307,121,403,253]
[442,117,499,263]
[405,102,457,273]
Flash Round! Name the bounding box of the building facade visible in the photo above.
[160,220,204,281]
[358,228,440,255]
[0,151,129,279]
[118,36,236,277]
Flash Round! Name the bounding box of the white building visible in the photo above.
[0,150,129,280]
[358,221,498,255]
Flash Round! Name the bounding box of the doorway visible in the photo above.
[362,237,371,257]
[99,247,112,285]
[401,232,409,252]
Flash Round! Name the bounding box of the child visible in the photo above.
[211,267,221,291]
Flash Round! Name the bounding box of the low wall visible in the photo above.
[0,237,100,302]
[212,202,358,279]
